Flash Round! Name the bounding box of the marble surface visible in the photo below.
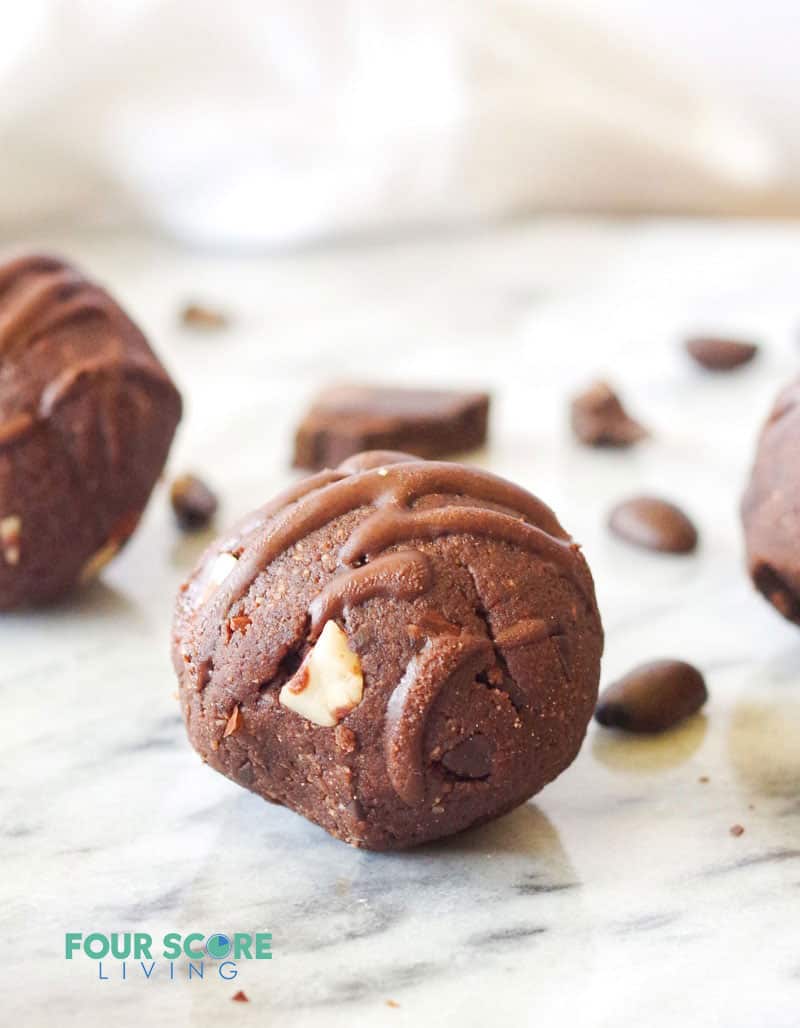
[3,219,800,1027]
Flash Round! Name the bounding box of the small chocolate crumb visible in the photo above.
[608,495,698,554]
[686,337,758,371]
[170,474,218,532]
[730,824,745,837]
[698,775,710,784]
[181,303,229,330]
[231,989,249,1002]
[595,659,707,733]
[570,380,648,448]
[441,735,493,779]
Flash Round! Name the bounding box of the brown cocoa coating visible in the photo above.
[595,659,707,733]
[608,496,699,554]
[742,377,800,625]
[173,452,603,850]
[0,254,181,607]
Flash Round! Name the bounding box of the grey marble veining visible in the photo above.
[2,219,800,1027]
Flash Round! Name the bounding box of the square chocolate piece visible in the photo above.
[293,384,490,470]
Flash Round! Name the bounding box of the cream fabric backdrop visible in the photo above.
[1,0,796,246]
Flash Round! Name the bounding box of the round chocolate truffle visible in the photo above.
[742,377,800,625]
[0,254,181,607]
[173,452,603,849]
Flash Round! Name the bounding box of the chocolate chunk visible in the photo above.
[170,474,218,532]
[595,659,707,733]
[292,384,490,470]
[742,377,800,625]
[0,254,181,608]
[608,496,698,554]
[570,380,648,447]
[686,337,758,371]
[441,735,494,779]
[181,303,229,330]
[173,451,603,850]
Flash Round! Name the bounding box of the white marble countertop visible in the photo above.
[3,219,800,1027]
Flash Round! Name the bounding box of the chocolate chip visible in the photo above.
[685,337,758,371]
[170,474,219,532]
[608,496,698,554]
[441,734,493,778]
[595,659,708,733]
[570,380,648,447]
[231,990,249,1002]
[181,303,229,330]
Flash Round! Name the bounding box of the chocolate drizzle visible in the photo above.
[339,505,581,577]
[309,550,432,639]
[0,257,100,355]
[384,634,493,805]
[192,458,591,691]
[0,253,176,447]
[494,617,562,649]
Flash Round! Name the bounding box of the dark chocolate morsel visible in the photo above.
[686,337,758,371]
[0,253,182,607]
[173,452,603,849]
[742,376,800,625]
[608,496,698,554]
[595,659,707,733]
[170,474,219,532]
[570,380,648,447]
[441,735,494,779]
[292,384,490,470]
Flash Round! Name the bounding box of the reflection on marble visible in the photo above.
[2,220,800,1027]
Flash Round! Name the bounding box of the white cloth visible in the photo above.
[0,0,795,247]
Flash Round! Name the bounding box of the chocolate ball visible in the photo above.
[173,452,603,850]
[742,377,800,624]
[0,254,181,607]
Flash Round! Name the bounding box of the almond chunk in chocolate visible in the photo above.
[595,659,707,733]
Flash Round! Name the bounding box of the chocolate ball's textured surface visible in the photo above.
[742,377,800,625]
[0,254,181,607]
[173,452,603,850]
